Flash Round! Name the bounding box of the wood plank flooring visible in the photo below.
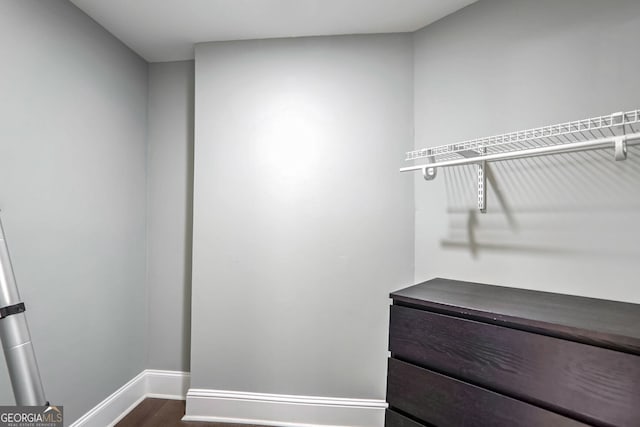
[115,398,267,427]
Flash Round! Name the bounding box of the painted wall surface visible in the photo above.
[0,0,148,423]
[146,60,194,371]
[413,0,640,302]
[191,35,414,399]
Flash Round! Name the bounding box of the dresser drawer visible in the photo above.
[385,409,429,427]
[390,304,640,427]
[387,358,586,427]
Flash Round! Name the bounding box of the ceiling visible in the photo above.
[70,0,476,62]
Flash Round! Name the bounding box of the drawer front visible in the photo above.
[390,304,640,427]
[387,358,586,427]
[385,409,428,427]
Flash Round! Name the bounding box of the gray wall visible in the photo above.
[413,0,640,303]
[191,34,414,399]
[0,0,148,424]
[146,60,194,371]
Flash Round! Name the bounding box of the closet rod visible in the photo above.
[400,132,640,173]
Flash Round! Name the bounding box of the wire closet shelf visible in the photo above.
[401,109,640,212]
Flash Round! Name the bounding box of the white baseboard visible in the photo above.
[70,370,190,427]
[70,371,386,427]
[183,388,387,427]
[145,369,191,400]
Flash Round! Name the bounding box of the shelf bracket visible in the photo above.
[422,156,437,181]
[473,147,487,213]
[614,137,627,161]
[478,161,487,213]
[614,112,627,161]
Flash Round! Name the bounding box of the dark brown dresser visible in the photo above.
[385,278,640,427]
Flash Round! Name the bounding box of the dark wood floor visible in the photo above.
[115,398,267,427]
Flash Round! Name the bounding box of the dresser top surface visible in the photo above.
[391,278,640,354]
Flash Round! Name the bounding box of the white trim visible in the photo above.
[69,370,190,427]
[69,371,147,427]
[69,371,386,427]
[107,396,147,427]
[145,369,191,400]
[184,388,387,427]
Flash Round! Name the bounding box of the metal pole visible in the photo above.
[0,215,47,406]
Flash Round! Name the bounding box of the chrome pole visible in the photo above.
[0,215,47,405]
